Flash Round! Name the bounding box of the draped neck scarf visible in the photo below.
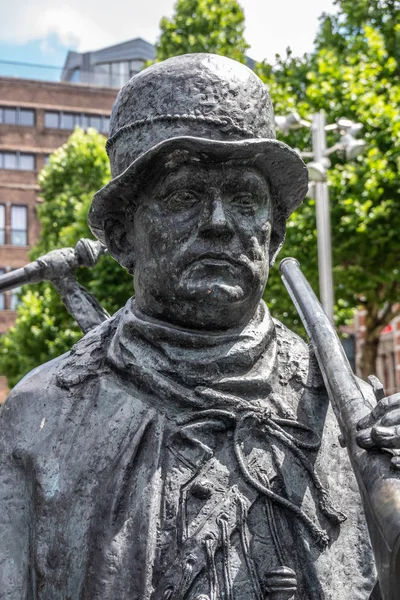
[107,299,278,413]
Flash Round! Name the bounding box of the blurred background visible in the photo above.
[0,0,398,400]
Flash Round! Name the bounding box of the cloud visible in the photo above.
[0,0,337,61]
[0,1,116,52]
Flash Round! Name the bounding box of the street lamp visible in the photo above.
[275,111,366,323]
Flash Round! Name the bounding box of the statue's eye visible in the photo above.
[164,190,198,211]
[230,193,257,213]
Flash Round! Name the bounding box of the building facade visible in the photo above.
[353,310,400,397]
[0,37,158,402]
[0,76,118,400]
[61,38,155,88]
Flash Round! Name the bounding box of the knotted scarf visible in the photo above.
[106,299,345,550]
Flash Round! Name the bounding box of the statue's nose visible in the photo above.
[199,198,233,240]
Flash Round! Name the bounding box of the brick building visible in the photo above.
[0,36,159,402]
[0,76,118,400]
[353,310,400,396]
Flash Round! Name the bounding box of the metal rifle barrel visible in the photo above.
[279,257,400,600]
[279,257,366,434]
[0,266,30,293]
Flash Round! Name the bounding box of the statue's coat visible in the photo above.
[0,301,377,599]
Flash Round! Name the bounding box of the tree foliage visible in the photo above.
[0,129,133,388]
[258,0,400,376]
[317,0,400,65]
[155,0,249,62]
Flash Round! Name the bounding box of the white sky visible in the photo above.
[0,0,338,62]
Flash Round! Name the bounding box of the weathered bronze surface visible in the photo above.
[1,53,398,600]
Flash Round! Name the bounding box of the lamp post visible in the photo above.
[312,112,334,323]
[275,111,366,323]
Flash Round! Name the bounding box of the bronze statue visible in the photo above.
[1,53,399,600]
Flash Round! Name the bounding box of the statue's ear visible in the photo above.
[103,214,135,272]
[269,217,286,266]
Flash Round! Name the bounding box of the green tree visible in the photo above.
[0,129,133,388]
[317,0,400,65]
[257,3,400,379]
[155,0,249,62]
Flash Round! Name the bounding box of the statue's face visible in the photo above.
[130,158,272,330]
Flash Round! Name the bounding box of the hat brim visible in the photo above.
[88,136,308,243]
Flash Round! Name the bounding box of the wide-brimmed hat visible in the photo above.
[88,53,308,244]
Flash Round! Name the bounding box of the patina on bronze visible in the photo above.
[1,53,399,600]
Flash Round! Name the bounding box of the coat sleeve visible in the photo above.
[0,391,33,599]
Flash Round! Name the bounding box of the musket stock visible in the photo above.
[280,257,400,600]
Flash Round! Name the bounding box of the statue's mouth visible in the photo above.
[185,252,244,269]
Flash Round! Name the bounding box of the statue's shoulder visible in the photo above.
[0,313,120,442]
[272,317,325,390]
[14,312,118,394]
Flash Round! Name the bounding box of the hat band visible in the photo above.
[106,113,255,154]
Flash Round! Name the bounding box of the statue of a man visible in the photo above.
[0,53,397,599]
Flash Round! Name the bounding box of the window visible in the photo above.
[3,152,17,170]
[70,68,80,83]
[19,109,35,126]
[0,152,35,171]
[45,111,60,128]
[102,116,110,134]
[10,287,21,311]
[61,113,76,130]
[110,61,130,87]
[10,205,28,246]
[0,107,35,126]
[0,205,5,245]
[4,108,17,124]
[0,269,5,311]
[93,63,111,86]
[44,110,110,134]
[130,60,144,76]
[19,153,35,171]
[88,115,101,130]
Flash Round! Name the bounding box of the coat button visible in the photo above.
[264,566,297,600]
[190,479,213,500]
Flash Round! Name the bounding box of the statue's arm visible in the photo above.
[0,398,32,598]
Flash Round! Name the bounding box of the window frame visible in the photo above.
[0,268,5,311]
[3,152,18,170]
[0,152,35,172]
[19,153,35,171]
[10,204,28,247]
[0,205,5,246]
[19,108,35,126]
[10,286,22,311]
[44,111,61,129]
[44,110,110,134]
[0,106,35,127]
